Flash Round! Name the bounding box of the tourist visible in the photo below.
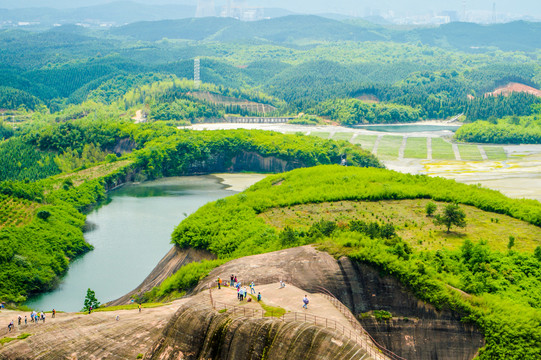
[41,312,45,323]
[217,277,221,290]
[24,315,27,325]
[239,288,244,301]
[280,280,286,288]
[52,309,56,318]
[230,274,234,287]
[139,304,142,313]
[18,315,21,325]
[115,315,120,321]
[8,320,14,332]
[89,306,92,314]
[30,311,34,323]
[234,275,238,286]
[257,292,262,302]
[250,281,255,294]
[303,295,309,309]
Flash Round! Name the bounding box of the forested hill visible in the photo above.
[110,16,541,51]
[400,21,541,52]
[111,16,387,43]
[2,15,541,125]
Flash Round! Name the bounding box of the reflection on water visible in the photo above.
[25,176,234,312]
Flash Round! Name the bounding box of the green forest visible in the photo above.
[0,16,541,135]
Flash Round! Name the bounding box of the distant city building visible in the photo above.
[196,0,216,18]
[220,0,264,21]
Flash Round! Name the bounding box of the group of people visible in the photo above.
[6,309,53,332]
[215,275,309,310]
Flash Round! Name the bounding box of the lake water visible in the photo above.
[25,176,235,312]
[353,124,461,133]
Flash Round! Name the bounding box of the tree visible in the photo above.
[425,202,437,217]
[83,288,100,312]
[36,210,51,221]
[507,236,515,250]
[434,203,466,233]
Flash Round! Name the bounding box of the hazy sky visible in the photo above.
[2,0,540,18]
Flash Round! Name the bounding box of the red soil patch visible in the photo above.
[485,82,541,98]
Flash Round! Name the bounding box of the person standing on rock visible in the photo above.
[303,295,309,309]
[250,282,255,294]
[139,304,142,313]
[89,306,92,314]
[217,277,221,290]
[257,292,262,302]
[24,315,27,325]
[52,309,56,318]
[8,320,14,332]
[230,274,234,287]
[18,315,21,326]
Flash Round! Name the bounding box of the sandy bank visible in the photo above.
[213,173,269,192]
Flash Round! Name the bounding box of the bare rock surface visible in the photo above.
[1,246,484,360]
[144,292,374,360]
[194,245,484,360]
[0,299,188,359]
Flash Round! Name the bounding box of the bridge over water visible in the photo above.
[225,116,293,124]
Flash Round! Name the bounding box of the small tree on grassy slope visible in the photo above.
[434,203,466,233]
[83,288,100,312]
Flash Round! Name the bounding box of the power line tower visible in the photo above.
[196,0,215,17]
[194,58,201,89]
[492,2,497,23]
[461,0,467,21]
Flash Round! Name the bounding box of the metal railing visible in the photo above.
[211,298,385,360]
[208,281,406,360]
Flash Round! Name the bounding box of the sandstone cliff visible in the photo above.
[144,293,370,360]
[192,246,484,360]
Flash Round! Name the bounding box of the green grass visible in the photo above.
[249,295,287,317]
[350,134,378,151]
[0,333,31,346]
[309,132,330,139]
[404,137,428,159]
[331,132,353,141]
[483,146,508,161]
[458,145,483,161]
[260,199,541,253]
[431,138,456,160]
[93,302,167,312]
[376,135,403,159]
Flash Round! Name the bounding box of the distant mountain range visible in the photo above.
[2,2,541,53]
[110,16,541,52]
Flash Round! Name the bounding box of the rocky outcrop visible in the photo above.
[144,293,368,360]
[183,151,304,175]
[107,247,215,306]
[192,246,484,360]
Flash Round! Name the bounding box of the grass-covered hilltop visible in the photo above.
[142,165,541,359]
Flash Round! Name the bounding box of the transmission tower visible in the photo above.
[462,0,467,21]
[194,58,201,89]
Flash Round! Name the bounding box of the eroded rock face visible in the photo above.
[193,246,484,360]
[107,247,215,306]
[144,294,367,360]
